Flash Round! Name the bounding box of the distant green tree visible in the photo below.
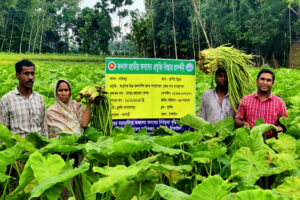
[75,0,113,54]
[129,11,152,57]
[130,0,297,66]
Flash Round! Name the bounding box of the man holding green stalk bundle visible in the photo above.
[235,69,288,138]
[200,68,235,124]
[198,46,254,124]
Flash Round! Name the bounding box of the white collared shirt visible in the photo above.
[200,88,235,124]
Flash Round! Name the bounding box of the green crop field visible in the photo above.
[0,54,106,108]
[0,53,299,200]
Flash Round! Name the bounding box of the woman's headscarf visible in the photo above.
[46,79,84,137]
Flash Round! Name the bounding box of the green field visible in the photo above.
[0,53,299,111]
[0,53,106,62]
[0,54,106,108]
[0,54,300,200]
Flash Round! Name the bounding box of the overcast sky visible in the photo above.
[79,0,145,34]
[79,0,145,11]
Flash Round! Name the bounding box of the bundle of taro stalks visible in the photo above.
[77,86,112,136]
[198,45,254,111]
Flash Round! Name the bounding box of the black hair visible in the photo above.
[15,60,35,74]
[215,68,227,77]
[257,69,275,81]
[56,80,71,93]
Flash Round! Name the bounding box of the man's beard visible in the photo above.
[217,84,228,91]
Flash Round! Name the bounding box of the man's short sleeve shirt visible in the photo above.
[200,88,235,124]
[0,88,48,137]
[235,93,288,128]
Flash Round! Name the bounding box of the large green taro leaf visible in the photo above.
[275,176,300,200]
[13,152,63,198]
[30,161,90,199]
[281,113,300,139]
[115,181,155,200]
[112,124,136,136]
[86,136,113,151]
[92,165,144,194]
[25,152,66,199]
[0,172,11,183]
[151,143,191,156]
[108,139,151,155]
[30,152,65,182]
[190,175,237,200]
[213,117,235,138]
[0,143,24,173]
[176,114,215,136]
[249,124,275,151]
[25,132,49,149]
[12,134,36,153]
[42,184,63,200]
[83,126,103,142]
[267,134,297,156]
[154,131,204,147]
[91,160,151,194]
[150,163,192,173]
[192,145,227,163]
[231,147,269,187]
[222,189,286,200]
[85,137,119,164]
[86,137,151,158]
[234,124,275,152]
[152,126,179,135]
[0,123,15,147]
[154,184,189,200]
[268,153,298,175]
[233,127,251,149]
[39,133,83,154]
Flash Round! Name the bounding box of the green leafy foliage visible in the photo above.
[0,123,15,147]
[233,124,276,152]
[267,134,297,156]
[0,144,24,173]
[30,161,90,199]
[231,147,270,187]
[1,113,299,199]
[190,175,237,200]
[223,189,287,200]
[275,176,300,199]
[0,57,299,199]
[154,184,189,200]
[115,180,155,200]
[91,161,151,194]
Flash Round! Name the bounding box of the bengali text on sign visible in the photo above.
[105,58,196,132]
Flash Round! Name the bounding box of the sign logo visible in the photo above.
[186,63,194,72]
[108,61,116,71]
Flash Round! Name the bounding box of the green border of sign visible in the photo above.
[105,58,196,75]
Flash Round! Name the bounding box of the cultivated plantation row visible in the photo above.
[0,54,299,200]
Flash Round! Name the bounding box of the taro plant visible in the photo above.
[1,112,299,200]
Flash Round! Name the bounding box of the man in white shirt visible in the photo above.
[200,68,235,124]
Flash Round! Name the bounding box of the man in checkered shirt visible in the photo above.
[235,69,288,138]
[0,60,48,138]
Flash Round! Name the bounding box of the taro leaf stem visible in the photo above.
[1,164,13,200]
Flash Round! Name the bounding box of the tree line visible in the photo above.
[130,0,300,66]
[0,0,299,66]
[0,0,133,54]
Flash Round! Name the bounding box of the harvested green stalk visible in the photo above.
[198,45,254,111]
[77,86,112,136]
